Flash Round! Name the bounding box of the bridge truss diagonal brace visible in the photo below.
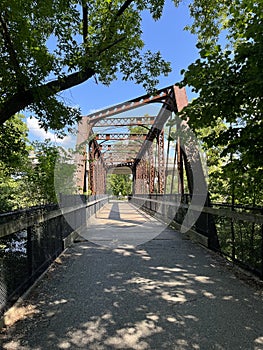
[132,85,188,195]
[133,85,188,168]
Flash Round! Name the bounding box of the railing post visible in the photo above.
[261,209,263,280]
[231,205,236,262]
[27,226,33,279]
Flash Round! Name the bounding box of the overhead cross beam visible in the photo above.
[95,133,147,141]
[94,116,155,127]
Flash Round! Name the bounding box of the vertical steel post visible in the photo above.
[177,137,184,196]
[145,150,150,194]
[27,226,33,278]
[143,157,148,194]
[261,209,263,279]
[135,163,140,194]
[141,158,145,194]
[89,141,95,195]
[157,130,165,194]
[164,125,172,194]
[154,139,158,193]
[170,147,177,194]
[75,118,93,193]
[182,150,193,194]
[149,145,155,194]
[139,162,143,194]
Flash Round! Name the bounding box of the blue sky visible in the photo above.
[27,1,199,146]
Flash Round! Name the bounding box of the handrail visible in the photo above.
[0,196,109,239]
[131,196,263,224]
[131,194,263,279]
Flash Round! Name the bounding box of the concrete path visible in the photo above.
[1,201,263,350]
[84,201,167,247]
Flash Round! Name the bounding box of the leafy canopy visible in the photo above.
[0,115,77,212]
[0,0,180,131]
[179,0,263,205]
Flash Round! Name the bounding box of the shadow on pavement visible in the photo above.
[1,228,263,350]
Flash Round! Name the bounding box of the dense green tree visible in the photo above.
[107,174,132,196]
[0,114,30,211]
[26,141,78,205]
[0,114,29,171]
[179,0,263,205]
[26,140,60,204]
[0,0,178,131]
[0,115,77,211]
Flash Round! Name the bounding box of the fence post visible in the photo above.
[27,226,33,279]
[231,211,236,262]
[261,209,263,280]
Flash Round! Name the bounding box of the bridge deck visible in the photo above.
[2,201,263,349]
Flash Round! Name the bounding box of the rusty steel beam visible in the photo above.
[95,133,147,141]
[103,150,137,154]
[75,118,93,191]
[157,130,165,194]
[88,141,96,195]
[149,146,155,193]
[143,158,149,194]
[96,157,107,194]
[88,138,108,194]
[94,116,155,127]
[103,153,136,159]
[85,85,174,123]
[177,138,184,195]
[104,157,136,163]
[101,146,141,153]
[108,161,134,169]
[134,86,188,167]
[133,102,173,165]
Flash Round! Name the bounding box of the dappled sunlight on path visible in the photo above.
[1,204,263,349]
[83,201,164,247]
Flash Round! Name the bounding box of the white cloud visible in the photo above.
[26,116,75,147]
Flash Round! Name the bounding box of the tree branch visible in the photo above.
[98,36,126,55]
[0,1,135,126]
[105,0,134,46]
[82,2,88,45]
[116,0,135,18]
[0,67,95,125]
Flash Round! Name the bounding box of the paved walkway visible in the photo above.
[1,201,263,349]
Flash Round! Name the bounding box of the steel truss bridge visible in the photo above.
[72,85,263,275]
[75,84,220,248]
[0,85,262,325]
[76,85,194,194]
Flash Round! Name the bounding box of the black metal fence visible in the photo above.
[0,194,109,316]
[130,194,263,279]
[212,203,263,278]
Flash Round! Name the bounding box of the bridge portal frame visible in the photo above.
[76,85,193,199]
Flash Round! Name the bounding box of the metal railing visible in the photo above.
[130,194,263,279]
[0,194,109,316]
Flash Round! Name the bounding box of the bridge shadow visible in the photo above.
[108,202,121,221]
[1,229,263,349]
[107,202,148,226]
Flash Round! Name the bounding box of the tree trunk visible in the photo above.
[0,67,95,125]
